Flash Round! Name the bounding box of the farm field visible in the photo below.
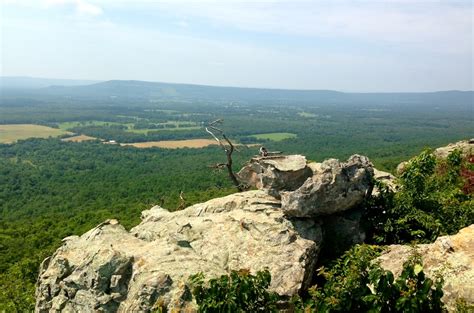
[298,112,318,118]
[0,124,71,143]
[121,139,218,149]
[58,120,201,135]
[58,121,134,130]
[126,126,200,134]
[249,132,297,141]
[61,135,98,142]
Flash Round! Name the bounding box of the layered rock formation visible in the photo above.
[36,148,473,312]
[280,155,373,217]
[36,154,374,312]
[378,225,474,311]
[36,191,322,312]
[35,143,474,312]
[237,154,312,194]
[433,139,473,159]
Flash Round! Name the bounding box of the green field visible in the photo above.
[126,126,200,134]
[298,112,318,118]
[58,120,200,135]
[249,132,297,141]
[0,124,71,143]
[58,121,134,130]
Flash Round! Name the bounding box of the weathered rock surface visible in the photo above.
[434,140,473,158]
[281,155,374,217]
[377,225,474,312]
[36,190,323,312]
[35,146,474,312]
[237,154,312,193]
[35,153,390,313]
[372,168,398,195]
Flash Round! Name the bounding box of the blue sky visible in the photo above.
[1,0,472,91]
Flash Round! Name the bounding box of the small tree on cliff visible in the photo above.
[205,119,243,192]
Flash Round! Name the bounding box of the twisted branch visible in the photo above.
[205,120,243,192]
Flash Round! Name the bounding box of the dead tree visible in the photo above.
[205,119,243,192]
[176,191,187,211]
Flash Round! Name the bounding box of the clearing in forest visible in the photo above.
[249,132,297,141]
[58,121,134,130]
[122,139,218,149]
[0,124,72,143]
[61,135,98,142]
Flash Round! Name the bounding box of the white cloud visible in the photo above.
[76,0,103,15]
[126,1,472,54]
[2,0,472,91]
[3,0,103,16]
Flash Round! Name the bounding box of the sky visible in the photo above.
[1,0,473,92]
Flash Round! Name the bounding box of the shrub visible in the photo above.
[366,149,474,244]
[302,245,445,312]
[189,269,279,312]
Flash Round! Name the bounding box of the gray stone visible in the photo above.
[433,140,473,159]
[237,155,312,193]
[281,155,374,217]
[372,168,398,195]
[36,191,322,312]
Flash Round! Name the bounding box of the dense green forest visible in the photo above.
[0,83,472,310]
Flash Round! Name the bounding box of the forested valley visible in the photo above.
[0,82,472,310]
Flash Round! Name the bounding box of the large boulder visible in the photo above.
[36,191,322,312]
[377,225,474,312]
[237,155,312,194]
[281,155,374,217]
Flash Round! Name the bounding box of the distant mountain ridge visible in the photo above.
[1,77,472,107]
[0,76,101,89]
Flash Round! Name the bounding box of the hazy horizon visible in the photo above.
[2,1,473,92]
[2,75,474,93]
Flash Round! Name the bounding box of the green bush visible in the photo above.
[302,245,445,313]
[189,269,279,312]
[366,149,474,244]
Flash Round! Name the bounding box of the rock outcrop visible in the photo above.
[237,154,312,194]
[377,225,474,312]
[36,191,323,312]
[281,155,374,217]
[36,154,375,312]
[35,143,473,312]
[372,168,398,195]
[433,139,473,159]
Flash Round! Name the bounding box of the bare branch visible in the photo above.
[205,120,243,192]
[205,127,221,144]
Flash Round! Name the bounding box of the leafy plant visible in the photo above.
[189,269,279,312]
[301,245,445,313]
[304,245,382,312]
[363,252,445,313]
[366,149,474,244]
